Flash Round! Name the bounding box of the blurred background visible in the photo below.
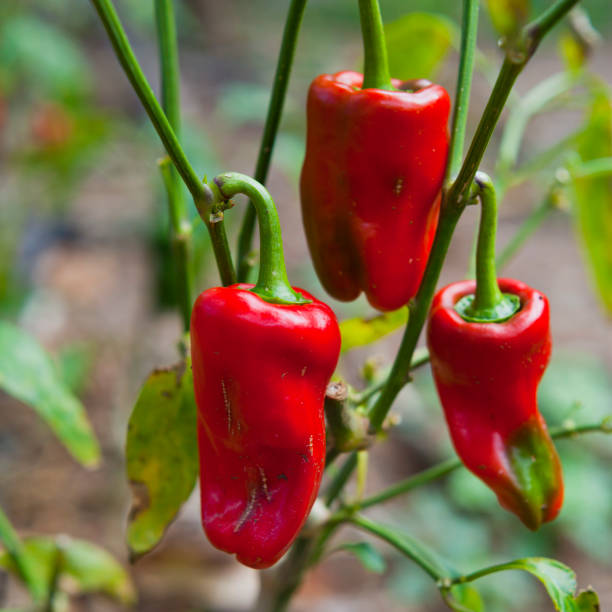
[0,0,611,610]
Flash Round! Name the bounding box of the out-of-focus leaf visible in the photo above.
[0,320,100,467]
[385,13,457,81]
[338,542,386,574]
[55,343,93,396]
[0,16,91,100]
[463,557,599,611]
[485,0,530,39]
[558,33,587,72]
[0,507,46,602]
[538,353,612,424]
[571,85,612,314]
[59,536,136,604]
[216,82,274,125]
[0,536,135,605]
[340,308,407,354]
[126,360,198,559]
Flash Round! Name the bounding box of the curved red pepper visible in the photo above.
[191,284,340,569]
[427,278,563,529]
[300,70,450,311]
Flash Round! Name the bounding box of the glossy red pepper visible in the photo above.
[190,173,341,569]
[300,70,450,311]
[427,278,564,529]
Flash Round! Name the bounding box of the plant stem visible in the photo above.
[237,0,308,282]
[155,0,193,330]
[90,0,235,286]
[349,514,443,580]
[340,417,612,512]
[159,159,193,330]
[211,173,307,304]
[324,453,358,506]
[470,174,503,310]
[455,173,520,322]
[357,459,461,510]
[446,0,479,182]
[358,0,393,90]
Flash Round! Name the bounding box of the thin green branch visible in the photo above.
[155,0,193,330]
[324,453,358,506]
[348,514,443,580]
[356,459,461,510]
[236,0,307,282]
[526,0,583,44]
[446,0,479,182]
[90,0,235,286]
[339,417,612,512]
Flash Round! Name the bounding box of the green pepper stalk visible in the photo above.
[210,173,310,305]
[454,172,520,322]
[358,0,393,90]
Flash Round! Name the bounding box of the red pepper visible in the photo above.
[191,174,341,568]
[300,70,450,311]
[427,279,563,529]
[425,174,563,529]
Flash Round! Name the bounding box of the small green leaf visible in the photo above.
[0,321,100,467]
[485,0,530,39]
[0,507,46,602]
[570,85,612,314]
[0,16,91,100]
[340,308,407,354]
[126,360,198,559]
[446,584,484,612]
[464,557,599,611]
[558,33,587,72]
[59,536,136,604]
[0,536,136,605]
[385,13,457,81]
[575,589,600,611]
[338,542,386,574]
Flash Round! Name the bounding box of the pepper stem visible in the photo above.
[455,172,520,322]
[211,173,310,305]
[358,0,393,90]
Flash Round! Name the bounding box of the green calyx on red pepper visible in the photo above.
[191,173,341,568]
[427,172,564,530]
[300,0,451,311]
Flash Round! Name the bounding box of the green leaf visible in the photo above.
[464,557,599,611]
[0,16,91,100]
[0,507,46,602]
[446,584,484,612]
[126,360,198,559]
[485,0,530,39]
[571,85,612,314]
[58,536,136,604]
[558,33,587,72]
[0,321,100,467]
[338,542,386,574]
[0,536,136,605]
[339,308,407,354]
[385,13,457,81]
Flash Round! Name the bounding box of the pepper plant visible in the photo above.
[4,0,609,610]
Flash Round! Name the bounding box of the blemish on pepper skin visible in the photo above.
[259,466,272,502]
[221,378,232,433]
[299,452,310,463]
[301,366,307,376]
[308,435,314,457]
[234,487,257,533]
[394,177,404,196]
[277,473,288,481]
